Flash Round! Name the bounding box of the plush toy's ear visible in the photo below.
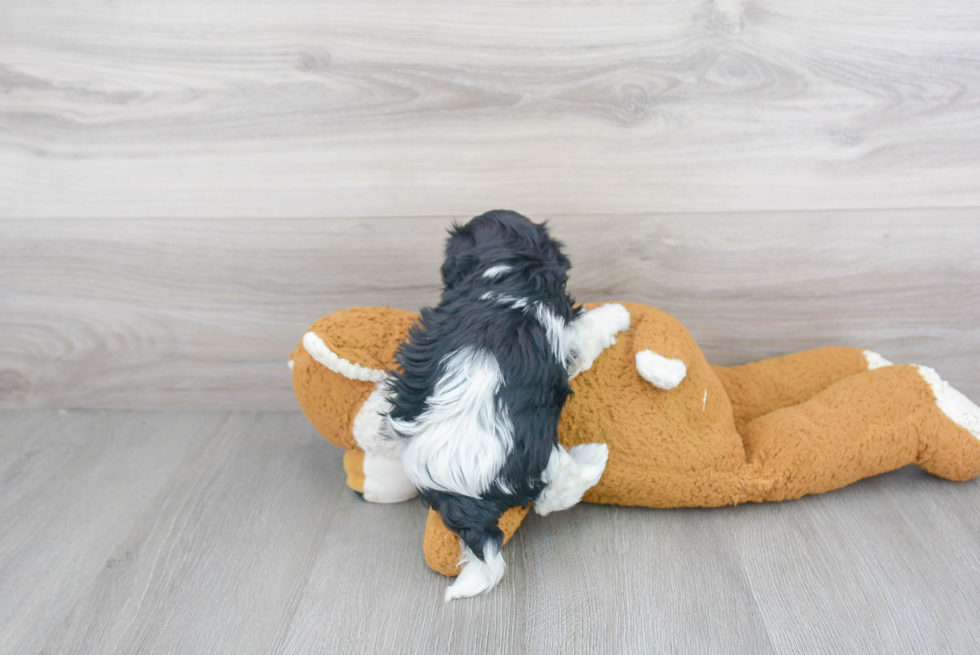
[630,307,698,391]
[298,306,418,379]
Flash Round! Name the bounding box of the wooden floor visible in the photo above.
[3,409,980,654]
[4,0,980,651]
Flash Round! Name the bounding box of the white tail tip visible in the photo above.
[444,544,506,601]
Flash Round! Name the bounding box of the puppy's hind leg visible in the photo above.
[534,443,609,516]
[434,495,508,601]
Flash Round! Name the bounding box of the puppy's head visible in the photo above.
[440,210,572,292]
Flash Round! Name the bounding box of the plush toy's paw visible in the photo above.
[444,544,506,601]
[918,366,980,440]
[864,350,895,370]
[635,351,687,390]
[535,443,609,516]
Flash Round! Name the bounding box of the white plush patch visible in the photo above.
[864,350,894,370]
[535,443,608,516]
[444,543,506,602]
[392,347,514,498]
[362,453,419,503]
[918,366,980,440]
[482,265,512,279]
[636,351,687,390]
[287,359,294,371]
[566,303,631,379]
[302,331,388,383]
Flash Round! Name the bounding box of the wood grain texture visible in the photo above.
[2,0,980,218]
[2,211,978,409]
[0,411,223,654]
[2,410,980,653]
[726,473,980,653]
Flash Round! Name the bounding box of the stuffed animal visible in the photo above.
[290,302,980,578]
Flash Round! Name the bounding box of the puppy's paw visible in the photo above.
[535,443,608,516]
[590,303,631,347]
[600,303,632,334]
[568,442,609,480]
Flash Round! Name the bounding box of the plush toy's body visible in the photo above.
[291,303,980,577]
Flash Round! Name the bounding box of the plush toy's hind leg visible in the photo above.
[712,346,882,433]
[742,365,980,502]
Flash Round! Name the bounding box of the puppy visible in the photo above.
[385,210,630,600]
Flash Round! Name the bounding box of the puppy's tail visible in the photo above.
[436,496,507,601]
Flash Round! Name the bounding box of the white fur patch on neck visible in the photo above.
[864,350,894,370]
[918,366,980,440]
[302,331,388,383]
[533,302,569,362]
[482,265,512,279]
[392,347,514,498]
[479,292,569,361]
[635,350,687,390]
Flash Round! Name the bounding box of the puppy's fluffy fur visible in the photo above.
[386,210,621,600]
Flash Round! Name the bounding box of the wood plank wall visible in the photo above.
[2,0,978,409]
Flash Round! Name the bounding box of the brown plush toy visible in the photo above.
[291,302,980,578]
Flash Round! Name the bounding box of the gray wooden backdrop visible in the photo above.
[2,0,979,409]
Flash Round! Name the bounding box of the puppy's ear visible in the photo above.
[440,222,478,289]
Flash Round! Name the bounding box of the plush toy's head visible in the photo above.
[290,306,417,451]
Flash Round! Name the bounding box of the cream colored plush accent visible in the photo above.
[303,331,389,383]
[918,366,980,439]
[635,351,687,390]
[864,350,894,370]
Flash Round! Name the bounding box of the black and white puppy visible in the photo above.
[386,210,630,600]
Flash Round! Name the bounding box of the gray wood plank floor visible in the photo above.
[3,410,980,654]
